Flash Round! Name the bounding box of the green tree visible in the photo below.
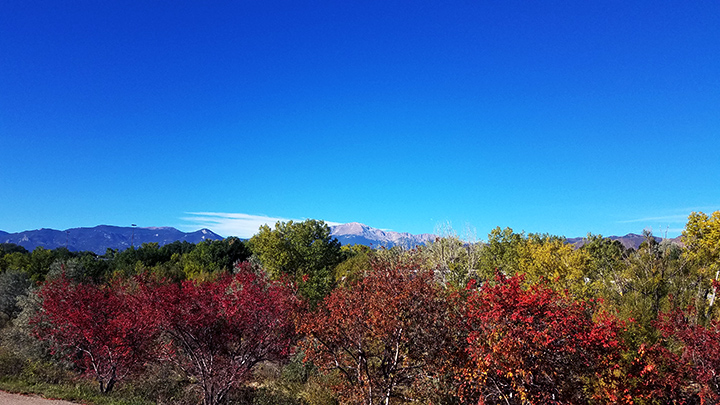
[0,243,29,256]
[683,211,720,270]
[477,227,525,280]
[27,247,56,282]
[423,236,481,289]
[607,231,689,345]
[334,244,372,288]
[249,219,343,306]
[46,258,81,282]
[0,269,31,326]
[181,238,250,280]
[0,252,30,274]
[581,234,628,299]
[158,240,196,257]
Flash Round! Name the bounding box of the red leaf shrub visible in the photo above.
[299,258,449,404]
[457,274,624,404]
[35,275,156,393]
[149,263,297,405]
[654,307,720,403]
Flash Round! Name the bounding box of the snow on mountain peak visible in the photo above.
[330,222,437,248]
[332,222,371,235]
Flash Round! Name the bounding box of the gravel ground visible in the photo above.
[0,391,81,405]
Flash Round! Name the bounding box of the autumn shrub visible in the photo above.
[456,274,625,404]
[300,256,450,404]
[33,275,159,393]
[147,263,298,405]
[651,306,720,403]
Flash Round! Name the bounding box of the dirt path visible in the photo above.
[0,391,81,405]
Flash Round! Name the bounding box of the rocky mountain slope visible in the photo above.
[330,222,436,248]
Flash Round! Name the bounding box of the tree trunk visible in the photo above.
[99,367,116,393]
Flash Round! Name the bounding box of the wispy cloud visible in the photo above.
[665,228,686,235]
[180,212,295,238]
[616,209,720,237]
[619,207,720,228]
[180,212,341,238]
[617,214,690,224]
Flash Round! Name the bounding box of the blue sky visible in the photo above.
[1,1,718,239]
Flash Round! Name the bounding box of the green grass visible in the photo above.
[0,377,154,405]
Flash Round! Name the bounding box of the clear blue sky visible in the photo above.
[1,1,718,239]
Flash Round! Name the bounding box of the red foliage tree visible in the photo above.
[34,275,156,393]
[653,306,720,403]
[457,274,624,404]
[299,258,450,405]
[149,263,297,405]
[610,340,692,404]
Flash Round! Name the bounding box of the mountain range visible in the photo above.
[0,225,223,254]
[330,222,437,248]
[566,233,681,250]
[0,223,436,254]
[0,224,679,254]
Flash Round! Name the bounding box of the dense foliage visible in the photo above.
[249,219,345,306]
[0,214,719,404]
[456,274,624,404]
[34,275,157,393]
[149,264,297,405]
[299,256,449,404]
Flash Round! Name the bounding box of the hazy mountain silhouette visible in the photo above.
[0,225,223,254]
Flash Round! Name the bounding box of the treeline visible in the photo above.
[0,236,250,285]
[0,213,718,404]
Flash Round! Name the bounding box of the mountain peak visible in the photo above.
[330,223,436,248]
[332,222,372,235]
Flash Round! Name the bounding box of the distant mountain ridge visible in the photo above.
[0,223,438,254]
[0,223,681,254]
[330,224,683,251]
[566,233,682,250]
[330,222,437,248]
[0,225,223,254]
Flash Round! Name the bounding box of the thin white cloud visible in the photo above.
[617,209,720,238]
[180,212,341,239]
[619,207,720,228]
[666,228,686,235]
[180,212,294,238]
[617,214,690,224]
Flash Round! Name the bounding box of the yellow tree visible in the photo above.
[476,229,596,298]
[516,236,595,299]
[682,211,720,322]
